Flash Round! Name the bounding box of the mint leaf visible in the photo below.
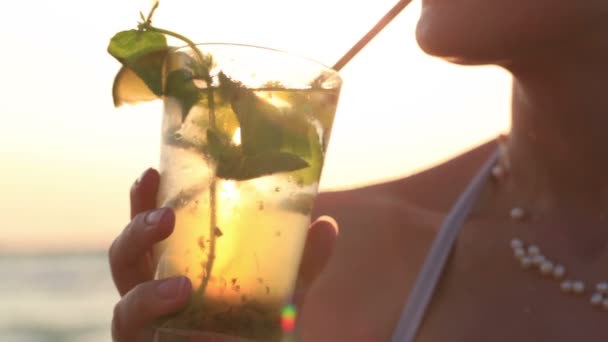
[287,125,324,186]
[165,69,202,121]
[218,73,283,156]
[214,72,319,180]
[108,30,167,62]
[206,129,240,161]
[207,129,309,180]
[217,150,309,181]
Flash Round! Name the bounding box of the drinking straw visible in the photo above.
[331,0,413,71]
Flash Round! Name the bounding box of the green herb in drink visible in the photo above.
[108,2,310,181]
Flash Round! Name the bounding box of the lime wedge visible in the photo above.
[112,65,159,107]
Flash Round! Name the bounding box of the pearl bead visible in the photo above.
[572,281,585,294]
[492,165,506,179]
[540,261,554,275]
[510,207,526,220]
[552,265,566,279]
[510,238,524,249]
[597,282,608,294]
[532,255,546,266]
[561,281,573,293]
[508,238,605,304]
[527,245,541,256]
[520,256,534,269]
[591,293,604,306]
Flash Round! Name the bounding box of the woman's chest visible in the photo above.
[412,222,608,342]
[309,220,608,342]
[324,259,608,342]
[415,279,608,342]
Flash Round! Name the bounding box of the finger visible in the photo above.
[293,216,338,307]
[112,276,192,342]
[299,216,339,284]
[109,208,175,296]
[131,168,160,219]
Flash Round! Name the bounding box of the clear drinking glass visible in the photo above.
[153,43,342,341]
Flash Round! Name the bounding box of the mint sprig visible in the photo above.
[107,8,312,181]
[214,72,310,180]
[208,128,309,181]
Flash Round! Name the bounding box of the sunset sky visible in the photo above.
[0,0,511,252]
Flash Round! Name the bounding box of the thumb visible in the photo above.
[293,216,338,307]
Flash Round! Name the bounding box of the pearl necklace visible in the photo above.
[492,157,608,310]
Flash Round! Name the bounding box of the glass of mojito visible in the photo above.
[152,43,342,341]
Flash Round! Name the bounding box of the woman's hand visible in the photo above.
[109,168,192,342]
[109,168,338,341]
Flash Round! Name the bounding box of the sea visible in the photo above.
[0,251,117,342]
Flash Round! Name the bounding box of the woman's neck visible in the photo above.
[498,34,608,216]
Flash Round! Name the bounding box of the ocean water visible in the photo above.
[0,252,117,342]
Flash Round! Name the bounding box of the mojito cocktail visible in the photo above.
[153,44,341,341]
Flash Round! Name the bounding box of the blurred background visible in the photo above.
[0,0,510,340]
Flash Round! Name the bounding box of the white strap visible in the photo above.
[390,149,499,342]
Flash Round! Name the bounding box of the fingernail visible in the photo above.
[156,276,187,299]
[145,208,166,225]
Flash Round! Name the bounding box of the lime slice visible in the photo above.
[111,49,169,107]
[108,29,169,107]
[112,66,159,107]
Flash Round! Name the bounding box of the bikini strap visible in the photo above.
[390,148,499,342]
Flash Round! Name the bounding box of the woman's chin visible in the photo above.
[415,16,508,66]
[415,23,470,64]
[415,0,599,67]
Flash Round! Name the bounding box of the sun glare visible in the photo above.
[259,92,292,110]
[232,127,242,145]
[219,180,241,202]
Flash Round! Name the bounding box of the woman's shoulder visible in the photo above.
[313,138,498,225]
[299,140,498,340]
[309,139,498,288]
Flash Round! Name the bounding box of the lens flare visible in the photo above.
[281,304,297,332]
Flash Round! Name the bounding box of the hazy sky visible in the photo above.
[0,0,511,251]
